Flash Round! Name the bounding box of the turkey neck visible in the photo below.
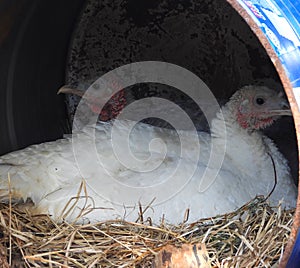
[210,106,271,178]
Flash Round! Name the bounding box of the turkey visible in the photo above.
[0,85,297,224]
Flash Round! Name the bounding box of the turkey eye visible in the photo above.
[256,97,265,105]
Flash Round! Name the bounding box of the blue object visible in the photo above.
[236,0,300,88]
[286,229,300,268]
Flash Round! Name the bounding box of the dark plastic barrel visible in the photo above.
[0,0,300,266]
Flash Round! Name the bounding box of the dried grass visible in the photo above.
[0,197,294,267]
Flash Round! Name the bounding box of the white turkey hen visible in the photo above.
[0,85,297,224]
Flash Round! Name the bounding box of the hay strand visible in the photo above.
[0,196,294,267]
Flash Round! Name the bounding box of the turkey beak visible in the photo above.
[57,85,106,114]
[270,109,292,116]
[270,100,292,116]
[57,86,85,97]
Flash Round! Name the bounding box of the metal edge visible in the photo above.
[226,0,300,266]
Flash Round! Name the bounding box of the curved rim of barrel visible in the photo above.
[226,0,300,266]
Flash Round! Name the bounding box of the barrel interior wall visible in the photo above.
[0,0,85,154]
[66,0,298,183]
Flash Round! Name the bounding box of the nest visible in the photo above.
[0,197,294,267]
